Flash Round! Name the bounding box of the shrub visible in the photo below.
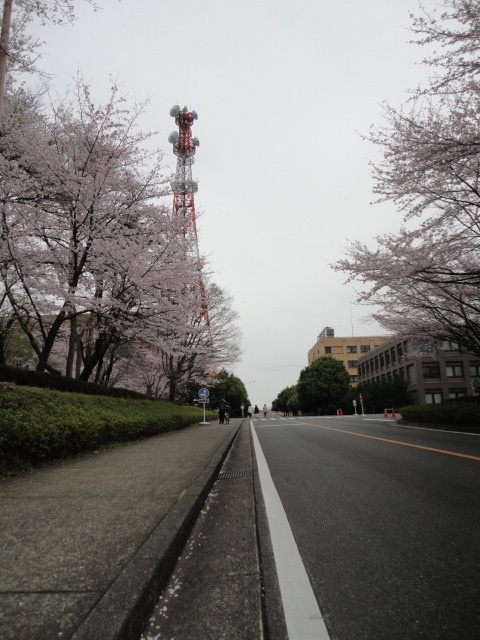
[0,386,216,475]
[0,364,151,400]
[399,401,480,432]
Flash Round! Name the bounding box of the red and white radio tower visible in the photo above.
[168,104,209,324]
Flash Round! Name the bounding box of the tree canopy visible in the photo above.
[271,385,296,413]
[334,0,480,357]
[356,378,411,414]
[296,357,350,414]
[204,370,248,414]
[0,4,243,400]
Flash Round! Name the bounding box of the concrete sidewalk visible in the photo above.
[0,418,243,640]
[142,420,263,640]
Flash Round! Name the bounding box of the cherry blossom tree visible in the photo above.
[409,0,480,95]
[1,79,203,380]
[159,281,243,402]
[0,0,98,114]
[80,277,243,400]
[335,0,480,357]
[0,4,243,393]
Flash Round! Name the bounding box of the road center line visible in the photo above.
[251,422,331,640]
[293,421,480,461]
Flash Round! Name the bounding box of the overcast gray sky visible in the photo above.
[27,0,438,406]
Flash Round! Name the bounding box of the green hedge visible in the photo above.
[0,386,216,475]
[398,401,480,432]
[0,364,152,400]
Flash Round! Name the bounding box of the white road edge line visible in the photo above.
[251,422,331,640]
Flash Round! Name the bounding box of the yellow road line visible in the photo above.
[295,421,480,462]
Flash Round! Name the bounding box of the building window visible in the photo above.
[420,340,436,353]
[374,356,379,371]
[422,363,441,378]
[360,345,370,353]
[449,390,466,399]
[446,364,464,378]
[425,391,443,404]
[391,348,396,364]
[442,340,459,351]
[470,362,480,377]
[325,346,331,354]
[385,352,390,366]
[397,344,403,359]
[347,360,358,368]
[380,354,385,368]
[350,375,358,382]
[346,346,357,353]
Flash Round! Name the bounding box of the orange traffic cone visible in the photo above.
[384,408,388,417]
[340,408,343,416]
[392,408,396,418]
[337,409,340,416]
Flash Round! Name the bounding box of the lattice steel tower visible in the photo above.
[168,105,208,323]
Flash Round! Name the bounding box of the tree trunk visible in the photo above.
[66,315,77,378]
[75,330,83,379]
[80,331,115,383]
[35,311,67,374]
[169,377,176,403]
[80,337,104,382]
[0,0,13,118]
[0,316,14,364]
[101,352,114,386]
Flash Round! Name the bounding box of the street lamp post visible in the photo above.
[243,381,255,417]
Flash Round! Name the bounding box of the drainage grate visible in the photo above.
[217,470,248,481]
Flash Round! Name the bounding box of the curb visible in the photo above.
[71,421,243,640]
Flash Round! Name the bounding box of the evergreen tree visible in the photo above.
[296,357,350,414]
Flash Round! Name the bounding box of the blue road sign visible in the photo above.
[198,387,209,400]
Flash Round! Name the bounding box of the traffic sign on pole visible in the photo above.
[198,388,210,425]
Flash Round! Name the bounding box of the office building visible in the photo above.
[308,327,390,385]
[357,338,479,404]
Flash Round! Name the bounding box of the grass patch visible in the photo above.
[0,386,216,476]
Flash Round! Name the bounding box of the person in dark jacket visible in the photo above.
[218,397,230,424]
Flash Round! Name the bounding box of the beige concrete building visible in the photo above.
[308,327,390,385]
[357,338,479,404]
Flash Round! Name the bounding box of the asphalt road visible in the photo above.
[253,414,480,640]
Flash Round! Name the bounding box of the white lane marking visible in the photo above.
[251,423,331,640]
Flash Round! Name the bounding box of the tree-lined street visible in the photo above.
[253,415,480,639]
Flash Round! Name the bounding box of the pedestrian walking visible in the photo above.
[262,404,267,418]
[247,405,253,418]
[218,397,230,424]
[254,404,259,416]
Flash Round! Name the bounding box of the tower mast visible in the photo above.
[168,105,209,324]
